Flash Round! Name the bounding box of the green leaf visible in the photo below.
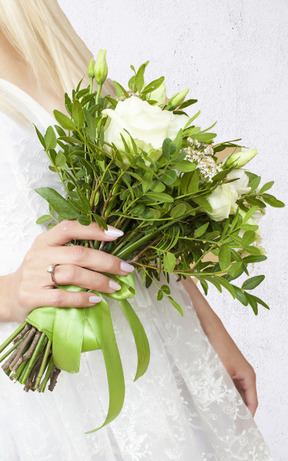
[113,81,129,98]
[170,202,188,219]
[150,181,166,193]
[251,295,270,310]
[36,214,52,224]
[245,197,266,208]
[262,193,285,208]
[219,245,231,270]
[192,132,217,143]
[167,296,183,316]
[242,245,262,255]
[141,171,153,194]
[178,99,198,110]
[260,181,274,193]
[163,252,177,272]
[234,286,249,306]
[227,261,243,278]
[33,125,46,148]
[193,196,212,212]
[173,160,196,172]
[200,279,209,295]
[249,176,261,190]
[83,108,96,140]
[183,110,201,128]
[142,76,165,95]
[55,151,66,168]
[245,293,258,315]
[242,231,256,246]
[161,169,178,186]
[72,100,84,129]
[135,61,149,92]
[157,289,164,301]
[161,284,171,295]
[44,126,57,150]
[243,255,267,263]
[194,222,209,238]
[77,215,92,226]
[241,206,258,225]
[146,192,174,203]
[35,187,79,219]
[162,138,172,159]
[218,277,235,298]
[242,275,265,290]
[53,110,75,131]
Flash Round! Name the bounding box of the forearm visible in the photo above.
[0,273,14,322]
[181,276,223,337]
[181,276,246,373]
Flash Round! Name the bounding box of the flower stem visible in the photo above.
[21,332,47,384]
[35,340,52,390]
[0,321,27,354]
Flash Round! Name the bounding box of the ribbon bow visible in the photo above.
[27,272,150,432]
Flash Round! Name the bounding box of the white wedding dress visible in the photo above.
[0,78,273,461]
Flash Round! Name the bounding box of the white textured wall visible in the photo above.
[58,1,288,458]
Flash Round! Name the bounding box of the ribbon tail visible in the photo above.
[118,299,150,381]
[84,297,125,433]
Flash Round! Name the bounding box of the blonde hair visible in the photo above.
[0,0,114,124]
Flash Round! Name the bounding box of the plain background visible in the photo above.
[58,1,288,458]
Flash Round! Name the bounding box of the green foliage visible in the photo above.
[33,59,285,316]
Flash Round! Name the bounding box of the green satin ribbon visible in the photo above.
[27,272,150,432]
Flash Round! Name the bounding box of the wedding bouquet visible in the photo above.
[0,50,284,432]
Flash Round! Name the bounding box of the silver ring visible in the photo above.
[47,264,59,287]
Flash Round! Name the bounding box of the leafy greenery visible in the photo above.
[34,60,285,316]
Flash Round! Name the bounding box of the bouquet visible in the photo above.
[0,50,284,432]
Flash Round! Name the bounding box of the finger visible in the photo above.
[43,246,134,275]
[47,265,122,293]
[41,220,124,246]
[34,288,103,309]
[244,384,258,417]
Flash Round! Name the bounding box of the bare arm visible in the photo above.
[182,276,258,417]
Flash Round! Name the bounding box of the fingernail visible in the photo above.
[104,226,124,237]
[120,262,134,273]
[89,295,102,304]
[109,280,121,291]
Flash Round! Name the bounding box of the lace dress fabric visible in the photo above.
[0,79,273,461]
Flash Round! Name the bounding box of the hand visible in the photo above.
[210,330,258,417]
[181,277,258,417]
[1,220,134,323]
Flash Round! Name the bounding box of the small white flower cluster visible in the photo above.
[182,137,222,182]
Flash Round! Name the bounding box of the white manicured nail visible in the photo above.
[109,280,121,291]
[89,295,102,304]
[120,262,134,273]
[104,226,124,237]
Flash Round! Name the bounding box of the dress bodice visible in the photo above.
[0,78,63,275]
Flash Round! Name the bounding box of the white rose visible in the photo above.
[206,183,238,221]
[226,169,251,196]
[102,96,188,161]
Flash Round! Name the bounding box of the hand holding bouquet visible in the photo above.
[0,50,284,432]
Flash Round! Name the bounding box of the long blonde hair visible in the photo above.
[0,0,93,94]
[0,0,113,124]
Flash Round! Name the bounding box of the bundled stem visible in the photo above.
[0,322,61,392]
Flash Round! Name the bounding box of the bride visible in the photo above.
[0,0,273,459]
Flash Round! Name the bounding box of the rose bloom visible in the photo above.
[225,169,251,195]
[206,183,239,221]
[102,96,188,162]
[206,169,251,221]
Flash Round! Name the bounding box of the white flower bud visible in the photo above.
[224,149,258,168]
